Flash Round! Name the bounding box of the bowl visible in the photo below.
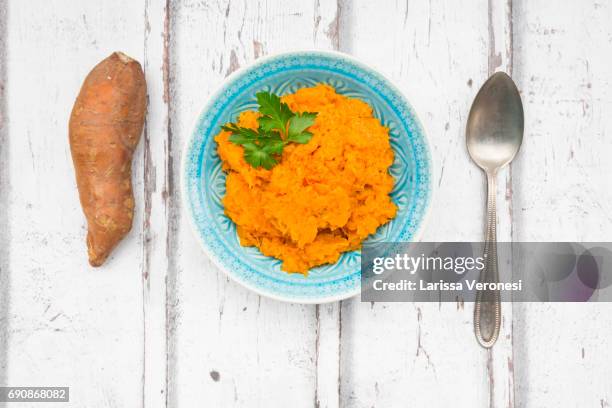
[182,51,432,304]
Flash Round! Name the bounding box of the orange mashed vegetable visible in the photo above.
[215,84,397,274]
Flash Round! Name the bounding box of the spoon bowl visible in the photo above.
[467,72,524,174]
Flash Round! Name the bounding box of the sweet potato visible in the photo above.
[69,52,147,266]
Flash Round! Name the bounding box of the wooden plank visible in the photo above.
[314,302,341,408]
[0,0,9,390]
[3,1,146,406]
[142,0,171,406]
[337,0,494,406]
[166,1,339,407]
[512,1,612,406]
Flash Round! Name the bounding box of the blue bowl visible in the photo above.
[182,51,432,303]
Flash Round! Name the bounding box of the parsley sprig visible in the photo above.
[221,91,318,169]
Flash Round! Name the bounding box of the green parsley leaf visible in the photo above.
[221,91,318,169]
[287,130,313,144]
[256,91,294,133]
[242,142,279,170]
[222,124,259,144]
[287,112,317,144]
[261,137,285,154]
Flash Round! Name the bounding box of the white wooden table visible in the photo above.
[1,1,611,407]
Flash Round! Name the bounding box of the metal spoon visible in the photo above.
[466,72,524,348]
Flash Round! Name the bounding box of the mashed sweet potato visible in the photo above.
[215,84,397,274]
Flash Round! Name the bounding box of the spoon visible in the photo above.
[466,72,524,348]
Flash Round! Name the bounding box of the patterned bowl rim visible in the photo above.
[181,50,435,304]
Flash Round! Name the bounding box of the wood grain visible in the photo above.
[512,1,612,406]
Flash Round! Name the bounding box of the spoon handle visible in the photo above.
[474,172,501,348]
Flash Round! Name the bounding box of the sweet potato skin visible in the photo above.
[69,52,147,266]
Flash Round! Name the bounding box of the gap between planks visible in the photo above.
[141,0,174,407]
[486,0,515,406]
[0,2,10,398]
[314,1,344,408]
